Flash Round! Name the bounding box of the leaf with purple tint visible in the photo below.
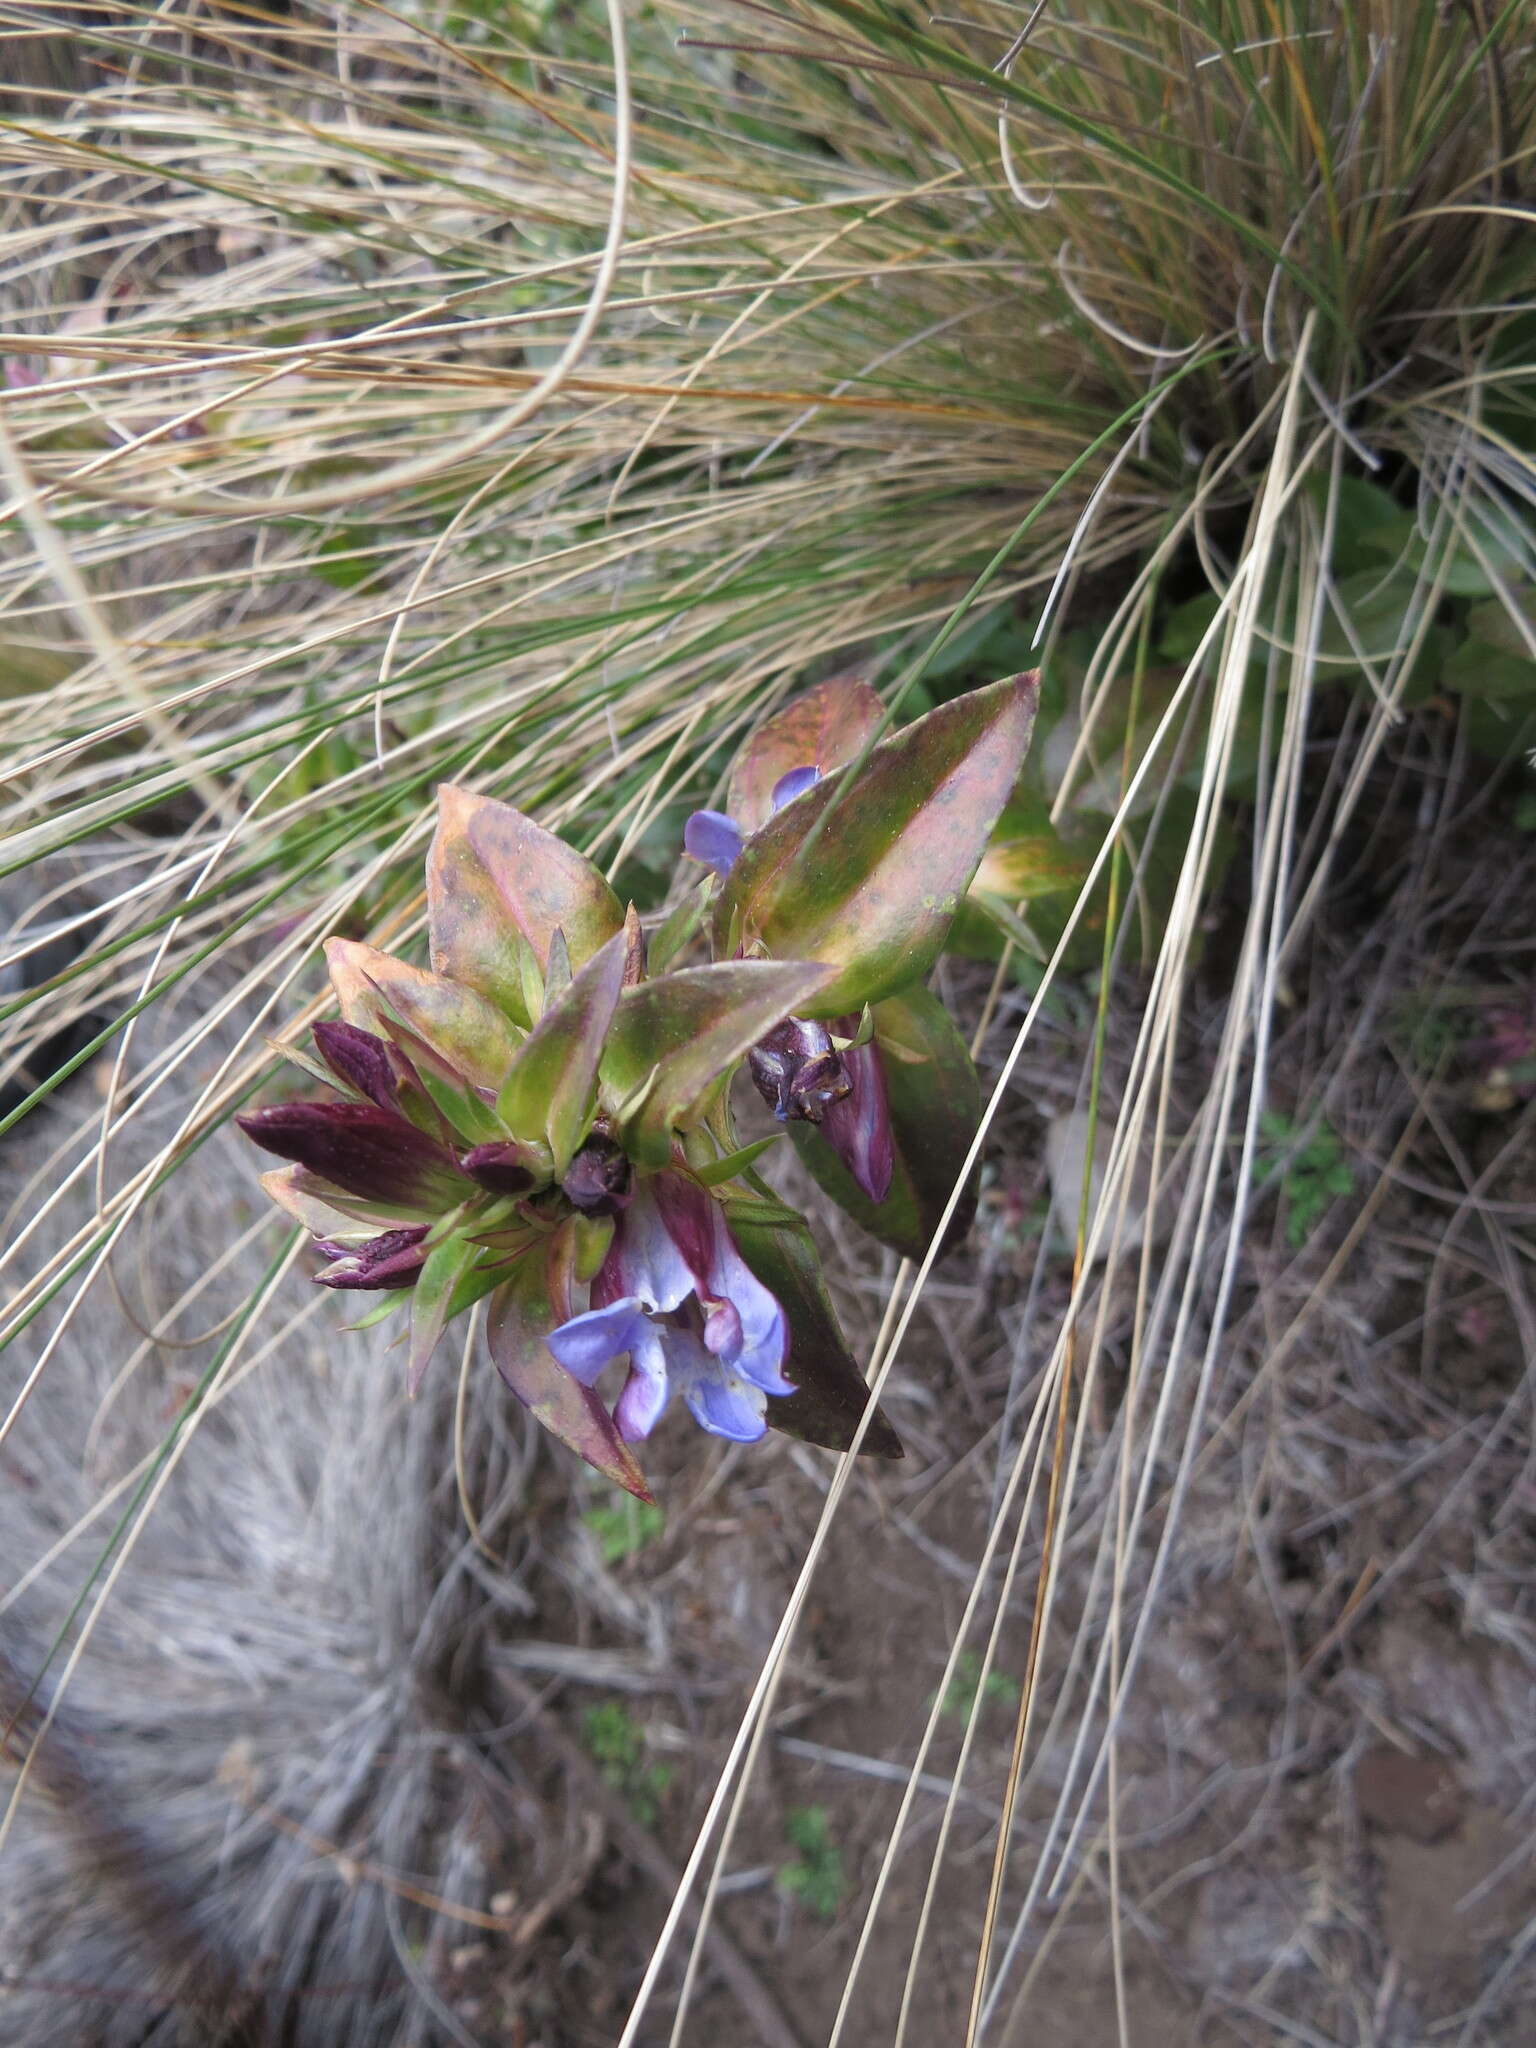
[601,960,835,1169]
[787,985,982,1261]
[328,941,523,1098]
[497,927,628,1174]
[487,1247,652,1501]
[238,1100,469,1210]
[726,671,886,834]
[406,1231,481,1395]
[428,787,623,1021]
[719,1194,903,1459]
[714,673,1039,1015]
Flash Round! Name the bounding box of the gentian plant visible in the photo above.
[239,673,1036,1500]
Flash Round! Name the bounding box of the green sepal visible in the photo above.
[267,1036,349,1095]
[725,671,885,834]
[569,1212,614,1283]
[486,1240,652,1502]
[415,1062,506,1147]
[544,926,573,1002]
[690,1134,782,1187]
[649,880,711,973]
[714,673,1039,1015]
[406,1231,481,1396]
[496,927,628,1174]
[602,959,835,1169]
[344,1294,410,1333]
[788,984,982,1262]
[719,1193,902,1459]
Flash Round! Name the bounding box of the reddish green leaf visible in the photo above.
[714,673,1039,1015]
[428,786,622,1020]
[407,1231,481,1396]
[487,1247,652,1501]
[788,985,981,1261]
[497,928,628,1173]
[726,670,885,834]
[602,960,834,1168]
[720,1193,902,1459]
[326,939,522,1098]
[259,1165,379,1243]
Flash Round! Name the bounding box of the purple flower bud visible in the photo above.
[747,1018,852,1125]
[683,808,744,879]
[560,1133,634,1216]
[817,1023,894,1205]
[236,1101,467,1210]
[313,1225,430,1290]
[769,764,822,811]
[312,1019,401,1112]
[460,1140,543,1196]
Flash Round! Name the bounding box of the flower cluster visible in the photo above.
[239,671,1037,1498]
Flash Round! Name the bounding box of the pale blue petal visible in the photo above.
[703,1204,792,1393]
[683,1362,769,1443]
[615,1324,671,1441]
[613,1180,696,1314]
[770,765,821,813]
[683,809,744,879]
[547,1296,646,1385]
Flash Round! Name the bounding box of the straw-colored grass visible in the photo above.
[2,3,1534,2042]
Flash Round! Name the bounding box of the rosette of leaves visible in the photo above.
[682,672,1038,1262]
[238,787,901,1500]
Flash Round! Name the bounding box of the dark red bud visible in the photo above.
[312,1019,400,1112]
[237,1101,465,1208]
[461,1141,542,1196]
[560,1133,634,1216]
[313,1225,429,1289]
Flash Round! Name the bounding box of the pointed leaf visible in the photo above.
[714,673,1039,1015]
[788,986,981,1261]
[497,928,628,1173]
[690,1134,782,1187]
[487,1251,652,1501]
[259,1164,378,1244]
[407,1232,480,1395]
[429,786,623,1019]
[263,1164,440,1231]
[326,939,522,1097]
[727,672,885,835]
[719,1194,903,1458]
[602,960,835,1169]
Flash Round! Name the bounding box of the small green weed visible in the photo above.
[936,1649,1020,1724]
[583,1498,665,1566]
[777,1806,845,1920]
[1252,1112,1354,1247]
[581,1702,672,1828]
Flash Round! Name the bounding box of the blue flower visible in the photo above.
[546,1172,793,1443]
[683,764,823,879]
